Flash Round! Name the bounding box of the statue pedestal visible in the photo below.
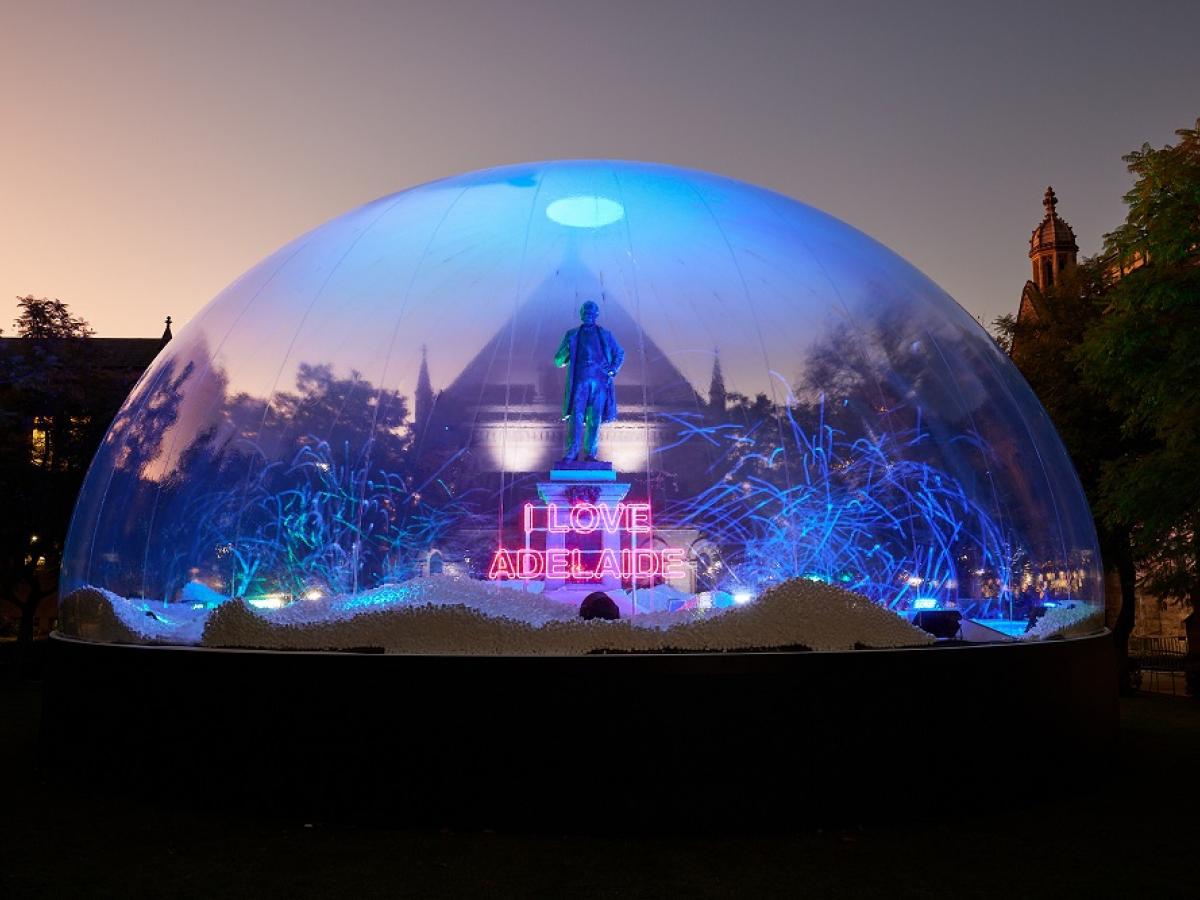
[548,459,617,481]
[538,467,630,594]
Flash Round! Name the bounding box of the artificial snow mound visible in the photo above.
[1020,604,1104,641]
[58,586,210,645]
[61,576,934,654]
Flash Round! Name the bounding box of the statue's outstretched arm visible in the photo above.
[554,331,571,368]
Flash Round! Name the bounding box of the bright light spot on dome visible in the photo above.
[912,597,939,610]
[546,195,625,228]
[249,594,286,610]
[733,592,753,606]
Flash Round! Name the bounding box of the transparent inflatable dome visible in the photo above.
[60,160,1103,650]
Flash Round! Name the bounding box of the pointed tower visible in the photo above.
[1012,187,1080,359]
[160,316,173,348]
[1029,186,1078,292]
[415,344,434,428]
[708,348,726,414]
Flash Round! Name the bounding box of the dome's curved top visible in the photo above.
[61,160,1103,650]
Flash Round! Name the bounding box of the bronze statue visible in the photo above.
[554,300,624,462]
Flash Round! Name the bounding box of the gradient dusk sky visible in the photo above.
[3,0,1197,338]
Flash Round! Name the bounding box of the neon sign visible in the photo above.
[488,502,687,582]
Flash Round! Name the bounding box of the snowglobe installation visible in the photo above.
[49,161,1119,818]
[59,160,1106,655]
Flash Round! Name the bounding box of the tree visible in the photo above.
[1078,120,1200,693]
[13,295,93,339]
[143,362,439,600]
[995,262,1143,689]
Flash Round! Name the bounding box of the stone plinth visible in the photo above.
[537,471,630,593]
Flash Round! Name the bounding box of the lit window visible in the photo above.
[30,416,52,467]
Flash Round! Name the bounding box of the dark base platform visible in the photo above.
[41,633,1117,829]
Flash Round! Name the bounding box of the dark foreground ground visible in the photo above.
[2,662,1198,899]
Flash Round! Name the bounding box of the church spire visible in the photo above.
[1043,185,1058,217]
[1029,186,1078,292]
[1013,186,1080,360]
[415,344,434,427]
[160,315,173,346]
[708,348,726,414]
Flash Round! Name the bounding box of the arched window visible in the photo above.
[1041,258,1054,289]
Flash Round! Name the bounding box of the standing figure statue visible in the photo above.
[554,300,625,462]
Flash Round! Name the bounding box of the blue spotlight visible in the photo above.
[545,195,625,228]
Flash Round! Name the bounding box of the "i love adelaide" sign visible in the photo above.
[487,502,687,582]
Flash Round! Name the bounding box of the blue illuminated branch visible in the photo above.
[187,438,476,599]
[662,399,1015,611]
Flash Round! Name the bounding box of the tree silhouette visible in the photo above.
[1078,119,1200,690]
[12,295,93,339]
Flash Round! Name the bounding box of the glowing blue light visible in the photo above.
[545,195,625,228]
[341,585,414,610]
[912,597,939,610]
[987,619,1031,637]
[248,595,287,610]
[549,466,617,482]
